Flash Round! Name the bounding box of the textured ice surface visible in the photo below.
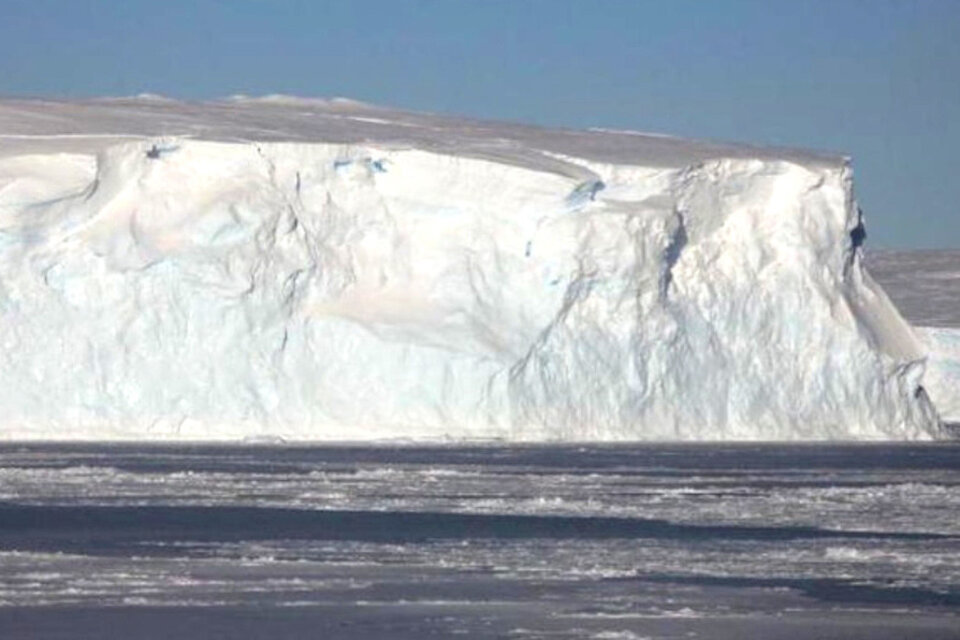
[0,97,943,440]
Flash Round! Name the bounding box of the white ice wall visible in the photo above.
[0,98,944,440]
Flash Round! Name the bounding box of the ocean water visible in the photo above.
[0,443,958,639]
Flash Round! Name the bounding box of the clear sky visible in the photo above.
[1,0,957,248]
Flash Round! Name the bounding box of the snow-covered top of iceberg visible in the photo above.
[0,95,842,171]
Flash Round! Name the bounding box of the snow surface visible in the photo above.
[0,97,944,440]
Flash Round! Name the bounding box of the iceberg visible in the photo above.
[0,97,944,440]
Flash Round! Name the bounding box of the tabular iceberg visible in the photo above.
[0,97,944,440]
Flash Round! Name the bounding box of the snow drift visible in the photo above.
[0,97,944,440]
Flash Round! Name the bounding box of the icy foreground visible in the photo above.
[0,97,944,440]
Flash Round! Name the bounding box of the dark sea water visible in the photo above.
[0,443,959,639]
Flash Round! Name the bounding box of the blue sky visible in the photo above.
[1,0,957,248]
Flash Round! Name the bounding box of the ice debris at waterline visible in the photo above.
[0,96,944,441]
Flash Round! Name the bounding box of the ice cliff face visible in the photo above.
[0,97,944,440]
